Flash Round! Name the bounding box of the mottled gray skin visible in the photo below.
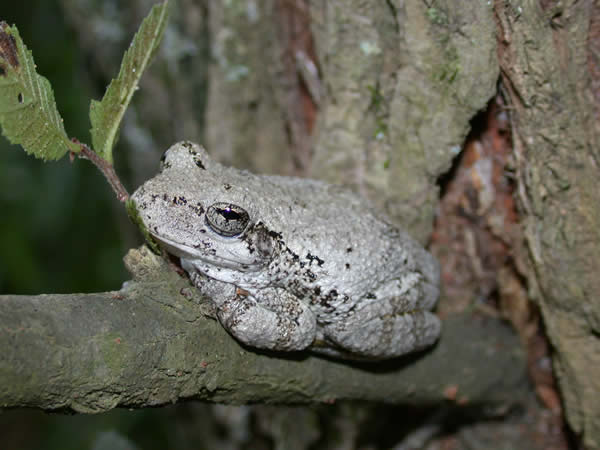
[132,141,441,359]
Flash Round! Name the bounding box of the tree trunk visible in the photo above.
[205,0,499,242]
[496,1,600,448]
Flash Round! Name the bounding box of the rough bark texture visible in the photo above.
[204,0,298,174]
[308,0,499,241]
[205,0,499,242]
[0,247,526,413]
[496,1,600,448]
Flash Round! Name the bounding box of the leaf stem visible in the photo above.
[73,139,129,202]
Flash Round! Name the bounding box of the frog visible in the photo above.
[131,141,441,360]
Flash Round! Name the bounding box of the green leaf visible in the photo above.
[90,1,170,164]
[0,22,79,160]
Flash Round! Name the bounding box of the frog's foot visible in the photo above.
[217,287,317,352]
[323,302,441,359]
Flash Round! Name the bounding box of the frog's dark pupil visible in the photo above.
[219,207,241,221]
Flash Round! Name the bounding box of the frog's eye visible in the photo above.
[205,203,250,237]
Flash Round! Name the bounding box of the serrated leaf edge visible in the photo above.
[90,1,170,164]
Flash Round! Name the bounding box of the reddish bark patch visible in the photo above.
[274,0,318,134]
[431,95,569,449]
[274,0,319,172]
[431,97,523,317]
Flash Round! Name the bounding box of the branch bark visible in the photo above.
[0,248,526,413]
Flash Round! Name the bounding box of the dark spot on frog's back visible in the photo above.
[181,141,195,151]
[195,158,205,170]
[223,183,231,190]
[319,297,331,308]
[306,252,325,267]
[268,230,283,240]
[172,196,187,206]
[188,203,204,216]
[180,141,205,169]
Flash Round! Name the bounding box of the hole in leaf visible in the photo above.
[17,92,23,103]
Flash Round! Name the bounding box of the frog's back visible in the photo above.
[256,173,388,244]
[250,174,414,294]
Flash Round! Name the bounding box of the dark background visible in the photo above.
[0,0,132,296]
[0,2,181,448]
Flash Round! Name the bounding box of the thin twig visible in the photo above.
[72,139,129,202]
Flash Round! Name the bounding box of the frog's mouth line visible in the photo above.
[150,232,264,272]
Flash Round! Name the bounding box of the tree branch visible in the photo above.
[0,248,527,413]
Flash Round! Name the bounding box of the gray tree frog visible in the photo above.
[131,141,441,360]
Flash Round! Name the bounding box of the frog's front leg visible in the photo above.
[217,287,317,351]
[188,276,316,352]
